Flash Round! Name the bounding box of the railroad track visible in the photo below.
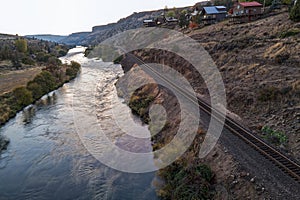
[198,99,300,183]
[125,52,300,183]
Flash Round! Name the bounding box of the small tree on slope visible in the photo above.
[290,0,300,22]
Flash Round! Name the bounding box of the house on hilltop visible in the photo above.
[143,19,156,27]
[200,6,227,25]
[231,1,263,23]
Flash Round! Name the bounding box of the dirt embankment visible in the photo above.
[116,10,299,199]
[190,12,300,159]
[121,11,300,159]
[117,62,269,199]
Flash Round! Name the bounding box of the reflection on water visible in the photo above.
[0,47,158,200]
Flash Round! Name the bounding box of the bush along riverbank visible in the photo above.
[0,60,81,127]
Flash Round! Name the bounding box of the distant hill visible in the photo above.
[27,5,190,46]
[59,9,167,46]
[0,33,17,40]
[60,32,90,45]
[25,34,67,43]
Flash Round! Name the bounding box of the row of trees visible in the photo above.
[0,35,79,125]
[0,60,81,125]
[0,36,69,68]
[21,61,81,105]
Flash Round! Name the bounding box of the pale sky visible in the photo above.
[0,0,198,36]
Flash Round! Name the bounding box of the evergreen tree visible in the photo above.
[13,87,33,107]
[290,0,300,22]
[179,10,189,28]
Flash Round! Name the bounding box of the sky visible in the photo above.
[0,0,198,36]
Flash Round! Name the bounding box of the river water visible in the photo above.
[0,47,159,200]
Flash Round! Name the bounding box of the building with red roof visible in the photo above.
[231,1,263,23]
[239,1,263,7]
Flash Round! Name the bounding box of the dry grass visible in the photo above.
[0,67,42,95]
[0,60,12,67]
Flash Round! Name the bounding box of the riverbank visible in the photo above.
[116,58,269,199]
[0,51,81,152]
[0,61,81,126]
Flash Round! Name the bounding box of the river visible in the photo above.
[0,47,159,200]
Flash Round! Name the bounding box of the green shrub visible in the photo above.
[27,82,43,99]
[15,38,27,53]
[129,96,155,123]
[262,126,288,145]
[21,57,35,65]
[280,28,300,38]
[282,0,292,4]
[166,10,176,18]
[66,68,77,78]
[179,12,189,28]
[66,61,81,78]
[71,61,81,70]
[58,49,67,57]
[31,71,56,94]
[158,162,214,200]
[195,164,214,182]
[290,1,300,22]
[36,52,50,62]
[13,87,33,107]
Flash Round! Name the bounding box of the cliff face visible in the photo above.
[60,10,164,45]
[60,32,90,45]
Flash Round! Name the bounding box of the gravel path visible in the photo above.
[220,129,300,200]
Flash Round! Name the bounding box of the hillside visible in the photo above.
[25,34,67,43]
[115,9,300,199]
[58,9,169,45]
[190,11,300,159]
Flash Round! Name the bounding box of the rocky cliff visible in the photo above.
[60,10,165,45]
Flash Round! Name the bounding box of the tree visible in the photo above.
[27,82,43,99]
[164,6,169,16]
[13,87,33,107]
[166,10,176,18]
[1,45,10,60]
[31,71,56,94]
[46,56,62,72]
[15,38,28,53]
[179,10,189,28]
[290,0,300,22]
